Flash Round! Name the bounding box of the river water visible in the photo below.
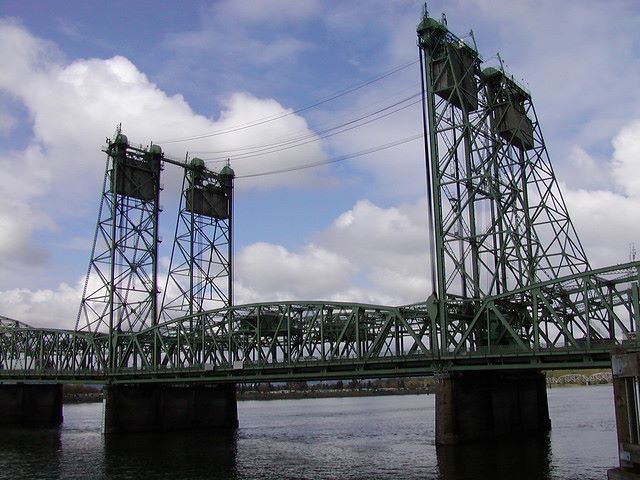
[0,385,616,479]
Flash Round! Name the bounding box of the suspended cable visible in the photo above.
[155,59,417,145]
[190,85,420,156]
[236,133,423,179]
[202,94,421,163]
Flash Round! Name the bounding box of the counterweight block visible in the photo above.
[185,186,230,220]
[431,43,479,112]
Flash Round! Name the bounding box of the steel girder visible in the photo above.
[76,129,162,335]
[0,324,109,376]
[1,13,639,385]
[2,259,638,383]
[159,160,233,322]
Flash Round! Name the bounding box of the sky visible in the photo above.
[1,0,640,329]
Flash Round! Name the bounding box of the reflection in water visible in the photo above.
[0,426,62,479]
[437,434,552,480]
[0,387,617,480]
[103,430,239,479]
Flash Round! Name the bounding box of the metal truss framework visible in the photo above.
[76,129,162,336]
[2,12,640,383]
[415,12,614,356]
[160,159,234,322]
[1,261,639,383]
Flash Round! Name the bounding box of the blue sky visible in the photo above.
[1,0,640,328]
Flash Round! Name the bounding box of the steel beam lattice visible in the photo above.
[1,11,639,384]
[76,128,163,336]
[160,159,234,321]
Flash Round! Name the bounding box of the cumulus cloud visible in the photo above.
[234,199,431,306]
[0,281,81,330]
[0,199,53,269]
[611,120,640,197]
[563,119,640,268]
[235,242,355,302]
[0,19,327,285]
[562,145,612,191]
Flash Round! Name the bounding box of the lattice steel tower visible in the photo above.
[76,128,163,334]
[160,158,234,321]
[417,9,591,349]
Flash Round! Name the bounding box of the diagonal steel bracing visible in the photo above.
[2,11,640,384]
[160,158,234,322]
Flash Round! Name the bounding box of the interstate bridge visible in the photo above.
[1,10,639,445]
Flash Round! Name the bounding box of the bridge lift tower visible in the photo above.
[416,9,609,443]
[418,11,590,350]
[4,6,640,454]
[160,157,234,322]
[76,128,163,336]
[75,128,234,368]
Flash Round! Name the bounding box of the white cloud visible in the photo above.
[0,281,80,329]
[211,0,320,25]
[0,198,53,269]
[611,120,640,197]
[235,242,355,301]
[0,110,16,133]
[0,19,327,284]
[563,145,611,191]
[166,0,318,65]
[320,199,428,267]
[564,186,640,268]
[197,92,329,188]
[235,199,431,306]
[562,118,640,268]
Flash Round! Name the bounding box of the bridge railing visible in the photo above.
[0,323,110,375]
[115,302,439,372]
[1,263,637,378]
[449,261,640,356]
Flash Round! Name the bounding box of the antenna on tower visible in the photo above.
[469,29,478,51]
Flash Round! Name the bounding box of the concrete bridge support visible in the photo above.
[435,371,550,444]
[608,352,640,479]
[102,383,238,434]
[0,383,63,427]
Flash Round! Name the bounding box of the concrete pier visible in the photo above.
[0,383,63,427]
[608,352,640,479]
[435,371,550,444]
[102,383,238,434]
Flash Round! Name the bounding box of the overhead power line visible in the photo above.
[236,133,423,179]
[202,93,421,163]
[155,59,417,145]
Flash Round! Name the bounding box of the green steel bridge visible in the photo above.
[1,9,639,388]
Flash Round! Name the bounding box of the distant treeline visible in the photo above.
[63,384,102,403]
[237,377,436,400]
[60,370,611,404]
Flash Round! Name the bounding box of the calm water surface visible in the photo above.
[0,385,616,479]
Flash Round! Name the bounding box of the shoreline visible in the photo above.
[61,372,613,404]
[237,388,433,401]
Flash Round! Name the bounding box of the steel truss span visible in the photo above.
[1,11,640,384]
[1,261,638,383]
